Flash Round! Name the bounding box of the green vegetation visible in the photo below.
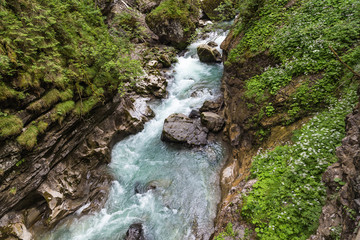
[241,86,358,239]
[17,124,39,150]
[214,222,236,240]
[51,100,75,124]
[0,0,142,146]
[0,113,23,137]
[227,0,360,122]
[146,0,199,47]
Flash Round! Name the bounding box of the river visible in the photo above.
[42,26,228,240]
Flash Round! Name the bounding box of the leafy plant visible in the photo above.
[242,86,358,239]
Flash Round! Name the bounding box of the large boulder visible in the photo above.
[161,113,208,146]
[197,44,222,63]
[201,112,224,132]
[145,0,200,49]
[125,223,145,240]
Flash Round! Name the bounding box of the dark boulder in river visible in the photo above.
[161,113,208,146]
[125,223,145,240]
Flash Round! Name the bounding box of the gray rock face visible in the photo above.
[125,223,145,240]
[0,95,154,235]
[197,44,222,63]
[201,112,224,132]
[161,113,208,146]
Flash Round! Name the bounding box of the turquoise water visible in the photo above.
[42,29,227,240]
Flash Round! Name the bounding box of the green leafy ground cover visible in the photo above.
[241,85,358,239]
[0,0,141,148]
[227,0,360,122]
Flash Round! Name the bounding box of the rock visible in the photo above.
[201,112,224,132]
[0,212,32,240]
[137,0,160,13]
[161,113,208,146]
[189,110,201,118]
[199,100,222,112]
[147,60,158,68]
[158,54,172,68]
[125,223,145,240]
[136,73,168,98]
[198,20,213,27]
[0,95,154,232]
[229,124,241,146]
[207,41,218,47]
[197,44,222,63]
[310,103,360,240]
[145,4,200,49]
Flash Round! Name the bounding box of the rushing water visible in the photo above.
[42,27,228,240]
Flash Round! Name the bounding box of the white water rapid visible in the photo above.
[42,27,228,240]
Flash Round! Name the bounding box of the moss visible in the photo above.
[37,121,48,133]
[0,82,26,101]
[51,100,75,124]
[28,89,61,112]
[73,96,99,116]
[59,89,73,101]
[17,124,39,150]
[0,114,23,137]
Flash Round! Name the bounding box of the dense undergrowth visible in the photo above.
[0,0,141,149]
[227,0,360,123]
[242,85,358,239]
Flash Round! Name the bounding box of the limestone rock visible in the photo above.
[136,73,168,98]
[201,112,224,132]
[161,113,208,146]
[125,223,145,240]
[197,44,222,63]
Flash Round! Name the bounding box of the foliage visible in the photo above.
[0,113,23,137]
[241,86,358,239]
[0,0,142,143]
[214,222,236,240]
[228,0,360,122]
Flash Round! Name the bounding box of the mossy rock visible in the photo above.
[145,0,200,49]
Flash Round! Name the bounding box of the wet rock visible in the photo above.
[201,112,224,132]
[146,9,199,49]
[189,110,201,118]
[161,113,208,146]
[158,54,172,68]
[200,100,222,112]
[207,41,218,47]
[197,44,222,63]
[125,223,145,240]
[136,73,168,98]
